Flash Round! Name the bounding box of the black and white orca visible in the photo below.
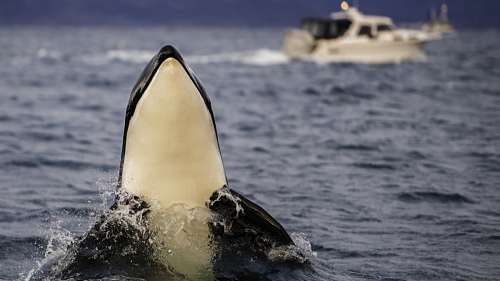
[58,46,296,280]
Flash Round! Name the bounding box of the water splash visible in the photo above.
[148,203,215,280]
[22,219,75,281]
[22,175,117,280]
[95,173,119,213]
[268,232,316,263]
[208,187,244,219]
[23,181,311,280]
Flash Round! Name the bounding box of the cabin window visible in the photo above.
[301,19,352,39]
[358,25,373,38]
[377,24,393,32]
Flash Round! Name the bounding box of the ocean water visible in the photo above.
[0,26,500,280]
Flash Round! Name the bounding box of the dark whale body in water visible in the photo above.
[46,46,302,280]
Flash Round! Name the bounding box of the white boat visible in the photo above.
[282,2,431,63]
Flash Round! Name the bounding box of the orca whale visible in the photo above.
[56,46,297,280]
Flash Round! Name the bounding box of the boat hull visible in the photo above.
[282,27,428,64]
[309,39,426,64]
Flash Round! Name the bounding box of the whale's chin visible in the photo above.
[147,202,215,279]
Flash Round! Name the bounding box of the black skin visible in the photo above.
[55,45,295,280]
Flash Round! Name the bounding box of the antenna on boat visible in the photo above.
[440,2,449,22]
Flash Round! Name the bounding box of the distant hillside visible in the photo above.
[1,0,499,28]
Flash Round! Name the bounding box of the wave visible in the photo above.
[79,48,289,66]
[398,191,474,204]
[352,162,396,170]
[32,46,426,68]
[105,49,155,64]
[36,48,65,62]
[79,49,154,65]
[3,156,114,171]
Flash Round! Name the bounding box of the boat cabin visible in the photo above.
[301,18,352,39]
[300,8,395,40]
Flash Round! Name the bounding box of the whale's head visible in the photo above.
[118,45,227,209]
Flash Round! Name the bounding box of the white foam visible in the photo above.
[187,49,289,66]
[241,49,290,65]
[80,49,154,65]
[106,49,155,64]
[37,48,63,61]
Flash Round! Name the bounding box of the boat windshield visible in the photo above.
[301,19,352,39]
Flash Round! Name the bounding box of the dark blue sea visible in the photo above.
[1,26,500,280]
